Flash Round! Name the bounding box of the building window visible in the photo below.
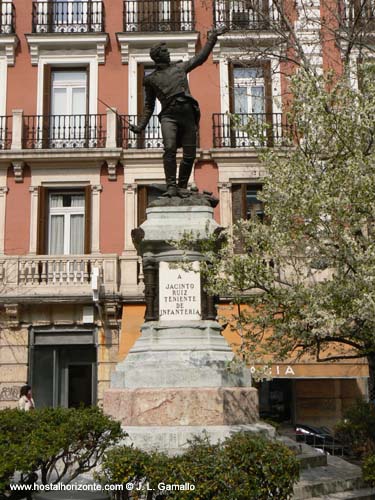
[232,183,264,223]
[138,185,161,225]
[51,69,87,116]
[31,330,97,408]
[37,186,91,255]
[232,66,266,115]
[33,0,104,33]
[124,0,194,32]
[48,192,85,254]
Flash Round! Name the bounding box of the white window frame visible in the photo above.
[37,55,98,117]
[48,191,85,255]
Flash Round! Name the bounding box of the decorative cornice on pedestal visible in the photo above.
[25,33,109,65]
[116,32,199,64]
[0,35,19,66]
[12,161,25,183]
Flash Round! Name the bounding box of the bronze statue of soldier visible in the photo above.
[130,27,227,197]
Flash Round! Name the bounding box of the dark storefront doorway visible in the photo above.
[257,379,295,423]
[30,330,97,408]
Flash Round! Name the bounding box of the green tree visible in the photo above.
[197,65,375,400]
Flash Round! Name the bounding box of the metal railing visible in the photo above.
[123,0,194,32]
[212,112,292,148]
[32,1,104,33]
[117,115,164,149]
[0,116,11,149]
[213,0,280,31]
[23,114,106,149]
[0,2,14,33]
[342,0,375,26]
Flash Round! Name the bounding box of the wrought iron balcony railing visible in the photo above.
[0,116,11,149]
[123,0,194,32]
[32,1,104,33]
[213,113,292,148]
[213,0,280,31]
[23,114,106,149]
[0,2,14,34]
[117,115,164,149]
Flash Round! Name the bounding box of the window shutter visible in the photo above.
[43,65,52,116]
[232,183,245,223]
[137,63,145,148]
[85,65,90,114]
[138,185,148,226]
[42,65,52,148]
[262,60,273,146]
[263,60,273,115]
[84,185,92,254]
[37,186,47,255]
[228,61,235,114]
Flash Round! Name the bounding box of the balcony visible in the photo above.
[117,115,163,149]
[212,113,292,148]
[0,255,119,299]
[213,0,280,31]
[32,1,104,33]
[123,0,194,32]
[0,2,14,34]
[23,114,106,149]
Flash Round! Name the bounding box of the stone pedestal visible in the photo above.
[104,202,273,453]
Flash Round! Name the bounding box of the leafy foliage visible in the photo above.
[98,432,299,500]
[0,407,124,496]
[335,399,375,458]
[183,66,375,393]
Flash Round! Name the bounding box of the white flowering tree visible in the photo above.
[198,66,375,400]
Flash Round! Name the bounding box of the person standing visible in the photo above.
[18,384,35,411]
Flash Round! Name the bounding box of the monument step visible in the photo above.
[277,436,328,468]
[293,455,368,499]
[305,488,375,499]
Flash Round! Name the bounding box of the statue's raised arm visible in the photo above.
[183,26,228,73]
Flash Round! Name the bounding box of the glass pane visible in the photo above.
[70,214,84,254]
[49,215,65,254]
[234,87,248,114]
[52,88,67,115]
[72,87,86,115]
[246,185,264,219]
[70,193,85,207]
[234,67,263,80]
[50,194,64,208]
[252,86,265,114]
[32,347,54,408]
[52,71,87,84]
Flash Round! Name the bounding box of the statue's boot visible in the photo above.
[162,159,178,197]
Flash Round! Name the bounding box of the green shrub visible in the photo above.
[99,431,299,500]
[335,399,375,457]
[363,454,375,486]
[0,406,124,497]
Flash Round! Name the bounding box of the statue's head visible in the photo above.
[150,43,170,64]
